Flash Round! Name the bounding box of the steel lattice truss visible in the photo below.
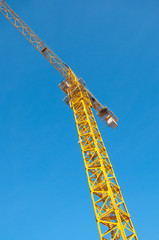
[0,0,69,78]
[0,0,138,239]
[68,77,138,239]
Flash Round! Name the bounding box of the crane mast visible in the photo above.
[0,1,138,239]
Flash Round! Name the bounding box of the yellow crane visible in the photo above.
[0,1,138,239]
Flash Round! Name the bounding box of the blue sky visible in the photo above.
[0,0,159,239]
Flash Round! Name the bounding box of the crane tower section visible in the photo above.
[0,1,138,239]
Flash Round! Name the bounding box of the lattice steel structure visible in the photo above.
[0,1,138,239]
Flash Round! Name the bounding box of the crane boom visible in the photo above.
[0,1,138,239]
[0,0,118,128]
[0,0,69,78]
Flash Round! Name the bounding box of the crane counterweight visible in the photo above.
[59,79,118,129]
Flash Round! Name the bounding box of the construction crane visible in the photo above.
[0,1,138,239]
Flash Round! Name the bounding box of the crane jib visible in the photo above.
[0,0,118,128]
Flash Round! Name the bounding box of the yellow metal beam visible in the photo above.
[67,71,138,239]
